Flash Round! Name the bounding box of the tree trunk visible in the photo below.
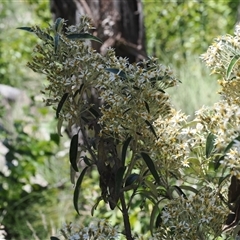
[50,0,147,63]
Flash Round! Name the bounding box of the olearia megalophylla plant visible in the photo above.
[20,17,240,239]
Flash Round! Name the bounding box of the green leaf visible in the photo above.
[150,203,160,234]
[173,186,187,199]
[83,156,92,166]
[125,173,139,187]
[218,174,231,186]
[54,17,64,33]
[54,34,60,53]
[141,152,160,184]
[66,33,102,44]
[105,68,127,79]
[88,107,100,118]
[224,135,240,154]
[145,120,158,139]
[145,180,158,198]
[206,132,216,158]
[56,93,69,118]
[91,196,103,216]
[69,134,79,172]
[226,55,240,80]
[121,136,132,166]
[57,118,64,136]
[115,166,126,198]
[144,101,150,113]
[17,27,34,32]
[50,237,60,240]
[178,185,199,194]
[73,166,89,215]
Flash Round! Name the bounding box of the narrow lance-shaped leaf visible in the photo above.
[115,166,126,198]
[54,34,60,53]
[145,120,158,139]
[54,17,64,33]
[226,55,240,80]
[121,136,132,166]
[57,118,64,137]
[141,152,160,184]
[125,173,139,187]
[206,132,216,158]
[73,166,89,215]
[50,237,60,240]
[105,68,127,79]
[17,27,34,32]
[144,101,150,113]
[66,33,102,44]
[150,203,160,234]
[56,93,69,118]
[69,134,79,172]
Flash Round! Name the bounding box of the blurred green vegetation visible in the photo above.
[0,1,239,239]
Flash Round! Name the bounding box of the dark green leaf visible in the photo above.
[17,27,34,32]
[226,55,240,80]
[150,203,160,234]
[214,155,224,170]
[173,186,187,199]
[141,152,160,184]
[57,118,63,136]
[73,166,89,215]
[91,196,103,216]
[56,93,69,118]
[144,101,150,113]
[123,108,131,115]
[105,68,127,79]
[66,33,102,44]
[206,132,216,158]
[69,134,79,172]
[218,174,231,186]
[54,34,60,53]
[224,135,240,154]
[50,237,60,240]
[88,107,100,118]
[54,17,64,33]
[50,133,60,145]
[178,185,199,194]
[145,120,158,139]
[125,173,139,187]
[83,156,92,166]
[115,166,126,198]
[121,136,132,166]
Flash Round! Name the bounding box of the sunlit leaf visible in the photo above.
[226,55,240,80]
[145,120,158,139]
[105,68,127,79]
[125,173,139,187]
[178,185,199,194]
[56,93,69,118]
[69,134,79,172]
[66,33,102,44]
[141,152,160,184]
[206,132,216,158]
[121,136,132,166]
[57,118,64,136]
[73,166,89,215]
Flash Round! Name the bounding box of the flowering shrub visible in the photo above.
[21,17,240,239]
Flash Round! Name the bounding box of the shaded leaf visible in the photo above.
[123,108,131,115]
[115,166,126,199]
[144,101,150,113]
[73,166,89,215]
[91,196,103,216]
[66,33,102,43]
[54,34,60,53]
[125,173,139,187]
[141,152,160,184]
[150,203,160,234]
[224,136,240,154]
[178,185,199,194]
[121,136,132,166]
[88,107,100,118]
[206,132,216,158]
[17,27,34,32]
[145,120,158,139]
[50,237,60,240]
[56,93,69,118]
[219,174,231,187]
[226,55,240,80]
[83,156,92,166]
[145,180,158,199]
[105,68,127,79]
[173,186,187,199]
[69,134,79,172]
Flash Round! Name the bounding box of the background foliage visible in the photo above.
[1,1,240,239]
